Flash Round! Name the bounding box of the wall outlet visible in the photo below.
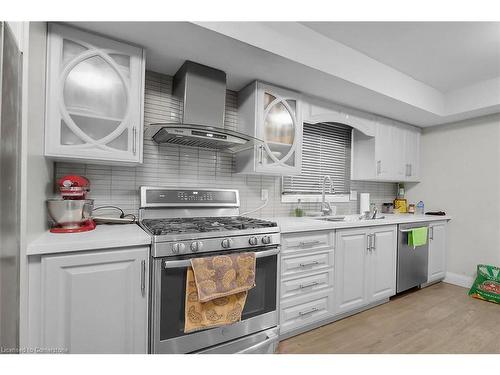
[261,189,269,201]
[350,190,357,201]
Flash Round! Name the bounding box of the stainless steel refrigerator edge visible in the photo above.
[0,22,23,351]
[397,223,429,293]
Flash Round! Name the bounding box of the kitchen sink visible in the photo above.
[312,215,386,222]
[313,216,346,222]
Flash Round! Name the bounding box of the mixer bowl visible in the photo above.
[47,199,94,229]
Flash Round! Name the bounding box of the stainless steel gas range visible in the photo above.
[138,186,280,354]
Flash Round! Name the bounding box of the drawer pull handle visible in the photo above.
[133,127,137,155]
[298,307,319,317]
[298,281,319,289]
[299,240,321,247]
[140,260,146,296]
[298,261,321,268]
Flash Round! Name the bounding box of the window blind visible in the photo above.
[282,122,352,194]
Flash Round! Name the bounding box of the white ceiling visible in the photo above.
[68,21,500,127]
[301,22,500,92]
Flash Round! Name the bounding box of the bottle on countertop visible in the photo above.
[416,201,425,215]
[394,183,407,214]
[294,199,305,217]
[397,183,405,198]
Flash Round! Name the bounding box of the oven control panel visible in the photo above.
[153,233,281,257]
[140,187,240,208]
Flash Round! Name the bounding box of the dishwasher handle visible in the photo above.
[399,227,429,233]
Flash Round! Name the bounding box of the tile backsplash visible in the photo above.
[55,71,397,218]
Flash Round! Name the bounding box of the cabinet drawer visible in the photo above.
[281,249,333,279]
[282,231,333,254]
[280,290,334,335]
[281,270,333,300]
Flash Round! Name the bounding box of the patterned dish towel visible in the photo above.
[184,252,256,333]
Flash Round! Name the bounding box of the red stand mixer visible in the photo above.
[47,175,96,233]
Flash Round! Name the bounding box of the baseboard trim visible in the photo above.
[279,298,390,341]
[443,272,474,288]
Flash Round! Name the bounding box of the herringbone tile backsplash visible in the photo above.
[55,71,397,218]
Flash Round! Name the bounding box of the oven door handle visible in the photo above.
[163,248,280,269]
[235,330,279,354]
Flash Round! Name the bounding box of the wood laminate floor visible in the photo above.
[278,283,500,354]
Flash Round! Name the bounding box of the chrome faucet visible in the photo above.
[321,175,334,216]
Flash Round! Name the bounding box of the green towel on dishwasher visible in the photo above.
[408,227,428,248]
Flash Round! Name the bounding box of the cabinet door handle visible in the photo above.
[408,164,412,177]
[298,261,320,268]
[140,260,146,296]
[372,234,376,251]
[377,160,382,175]
[258,145,264,164]
[297,281,319,290]
[430,227,434,240]
[132,127,137,155]
[298,307,319,317]
[367,234,372,252]
[299,240,321,247]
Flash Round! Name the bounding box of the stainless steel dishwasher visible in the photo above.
[397,223,429,293]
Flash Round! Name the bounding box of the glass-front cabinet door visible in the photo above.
[45,23,145,165]
[256,83,302,175]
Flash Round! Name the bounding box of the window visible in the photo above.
[282,122,351,196]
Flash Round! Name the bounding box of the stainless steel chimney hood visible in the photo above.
[148,61,261,152]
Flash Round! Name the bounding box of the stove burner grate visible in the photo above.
[142,216,277,236]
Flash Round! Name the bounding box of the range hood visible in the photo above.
[148,61,260,153]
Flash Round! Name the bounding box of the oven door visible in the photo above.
[150,247,279,354]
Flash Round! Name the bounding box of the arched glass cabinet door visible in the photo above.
[45,23,144,164]
[59,39,132,153]
[260,91,298,169]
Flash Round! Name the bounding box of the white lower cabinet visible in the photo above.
[334,228,368,313]
[368,227,398,301]
[335,225,397,315]
[427,221,447,283]
[279,230,335,336]
[280,290,334,334]
[37,246,149,353]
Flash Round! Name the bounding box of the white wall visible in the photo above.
[407,113,500,283]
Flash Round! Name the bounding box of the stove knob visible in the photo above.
[190,241,203,252]
[221,238,234,248]
[172,243,185,254]
[261,235,272,245]
[248,236,259,246]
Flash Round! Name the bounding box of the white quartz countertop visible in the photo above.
[27,223,152,256]
[270,214,452,234]
[26,214,451,255]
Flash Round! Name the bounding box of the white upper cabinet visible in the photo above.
[45,23,145,165]
[300,96,420,183]
[403,126,420,181]
[302,96,376,137]
[236,81,302,175]
[352,118,421,182]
